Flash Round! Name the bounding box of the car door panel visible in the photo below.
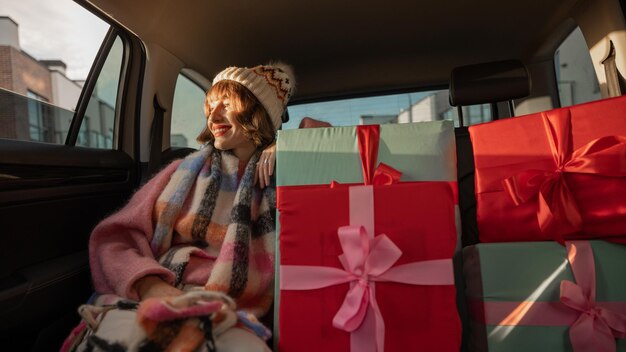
[0,141,136,348]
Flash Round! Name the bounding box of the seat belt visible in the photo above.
[602,40,622,97]
[143,95,166,183]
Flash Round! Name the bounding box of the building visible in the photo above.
[0,16,113,147]
[359,114,397,125]
[397,91,451,123]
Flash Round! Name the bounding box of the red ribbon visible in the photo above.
[502,110,626,241]
[560,241,626,352]
[356,125,402,186]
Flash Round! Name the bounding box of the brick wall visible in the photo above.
[0,46,13,91]
[0,46,16,139]
[0,45,53,140]
[11,46,52,99]
[0,89,18,139]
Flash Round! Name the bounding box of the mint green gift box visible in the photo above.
[463,241,626,352]
[273,121,461,348]
[276,121,457,186]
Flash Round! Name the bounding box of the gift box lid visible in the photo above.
[276,121,456,186]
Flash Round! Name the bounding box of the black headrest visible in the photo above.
[449,60,530,106]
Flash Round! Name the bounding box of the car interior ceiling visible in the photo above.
[86,0,588,101]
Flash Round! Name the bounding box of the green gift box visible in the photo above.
[276,121,457,186]
[463,241,626,352]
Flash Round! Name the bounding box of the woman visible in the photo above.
[63,62,294,352]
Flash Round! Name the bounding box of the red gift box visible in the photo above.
[278,182,461,352]
[469,96,626,243]
[277,125,460,351]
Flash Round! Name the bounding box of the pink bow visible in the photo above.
[281,223,453,352]
[560,241,626,352]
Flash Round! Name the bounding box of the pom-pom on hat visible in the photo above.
[212,62,295,130]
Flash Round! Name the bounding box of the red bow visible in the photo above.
[502,110,626,241]
[357,125,402,186]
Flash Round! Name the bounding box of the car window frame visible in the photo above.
[65,25,130,149]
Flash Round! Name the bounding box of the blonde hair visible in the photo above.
[197,80,275,148]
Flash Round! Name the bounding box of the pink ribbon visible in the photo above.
[560,241,626,352]
[280,185,454,352]
[473,241,626,351]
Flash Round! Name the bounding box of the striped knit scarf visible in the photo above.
[151,145,276,316]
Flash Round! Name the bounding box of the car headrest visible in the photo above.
[449,60,530,106]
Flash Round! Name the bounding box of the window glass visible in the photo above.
[554,27,601,107]
[77,36,124,148]
[171,73,206,148]
[283,90,491,129]
[466,104,491,126]
[26,91,46,141]
[0,0,110,146]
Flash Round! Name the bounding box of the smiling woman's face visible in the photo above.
[205,90,256,158]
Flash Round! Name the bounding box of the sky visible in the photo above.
[0,0,109,80]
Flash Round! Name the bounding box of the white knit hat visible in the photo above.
[212,62,295,130]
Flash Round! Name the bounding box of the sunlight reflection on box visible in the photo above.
[488,259,569,342]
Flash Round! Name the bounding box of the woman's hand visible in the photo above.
[255,142,276,189]
[134,275,183,300]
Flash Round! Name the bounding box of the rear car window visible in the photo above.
[283,89,491,129]
[171,73,206,148]
[555,26,601,107]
